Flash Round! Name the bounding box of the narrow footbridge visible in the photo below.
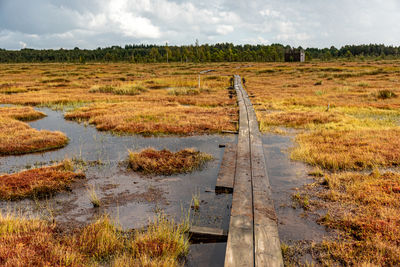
[216,75,283,267]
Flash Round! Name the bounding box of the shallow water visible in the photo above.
[0,107,235,232]
[0,106,331,266]
[262,134,330,250]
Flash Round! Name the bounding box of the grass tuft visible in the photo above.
[0,160,85,200]
[128,148,212,175]
[0,106,46,121]
[90,83,148,96]
[74,214,124,261]
[129,215,189,265]
[87,184,101,208]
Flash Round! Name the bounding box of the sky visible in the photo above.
[1,0,400,50]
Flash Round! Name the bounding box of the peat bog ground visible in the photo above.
[1,61,400,265]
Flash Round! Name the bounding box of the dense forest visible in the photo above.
[1,43,399,63]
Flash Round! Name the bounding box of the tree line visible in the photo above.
[1,43,399,63]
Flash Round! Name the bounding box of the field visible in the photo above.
[239,61,400,265]
[1,61,400,265]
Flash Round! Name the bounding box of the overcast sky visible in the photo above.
[1,0,400,50]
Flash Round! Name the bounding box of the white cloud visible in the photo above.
[19,41,27,48]
[107,0,160,38]
[216,25,234,35]
[259,9,280,18]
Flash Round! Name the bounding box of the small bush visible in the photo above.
[377,90,397,99]
[90,84,147,95]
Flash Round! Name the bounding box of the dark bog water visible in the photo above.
[263,134,328,242]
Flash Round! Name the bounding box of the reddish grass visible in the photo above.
[0,161,84,200]
[128,148,212,175]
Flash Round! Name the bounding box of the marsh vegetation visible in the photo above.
[243,61,400,265]
[1,60,400,265]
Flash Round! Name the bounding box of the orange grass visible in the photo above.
[128,148,212,175]
[242,62,400,111]
[0,106,46,121]
[0,160,84,200]
[292,128,400,170]
[240,61,400,265]
[0,63,237,136]
[0,106,68,155]
[0,116,68,155]
[65,102,235,135]
[306,171,400,265]
[260,110,343,129]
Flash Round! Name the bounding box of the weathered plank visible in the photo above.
[189,226,228,243]
[239,77,284,267]
[225,75,254,267]
[224,75,283,267]
[215,143,237,193]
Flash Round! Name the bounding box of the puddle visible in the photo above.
[262,134,329,243]
[0,107,235,265]
[186,243,226,267]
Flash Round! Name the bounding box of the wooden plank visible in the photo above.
[225,75,254,267]
[222,130,238,134]
[189,226,228,243]
[216,143,237,193]
[238,77,284,267]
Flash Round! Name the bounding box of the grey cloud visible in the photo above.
[0,0,399,50]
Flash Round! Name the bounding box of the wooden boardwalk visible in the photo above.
[223,75,283,267]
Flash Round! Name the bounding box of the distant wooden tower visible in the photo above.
[285,48,305,62]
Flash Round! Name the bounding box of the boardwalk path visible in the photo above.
[224,75,283,267]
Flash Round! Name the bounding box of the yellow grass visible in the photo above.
[1,213,189,266]
[292,128,400,170]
